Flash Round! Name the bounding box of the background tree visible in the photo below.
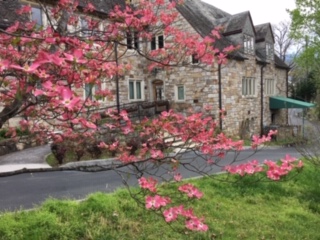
[291,71,317,102]
[289,1,320,115]
[272,21,295,64]
[289,0,320,166]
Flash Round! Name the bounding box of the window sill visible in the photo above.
[242,95,257,99]
[128,99,145,102]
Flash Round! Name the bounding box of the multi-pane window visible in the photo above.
[151,34,164,50]
[243,34,254,54]
[265,79,275,95]
[129,80,143,101]
[175,85,185,101]
[266,43,274,60]
[127,31,139,50]
[242,77,256,96]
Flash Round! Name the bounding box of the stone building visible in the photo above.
[1,0,303,138]
[118,0,291,137]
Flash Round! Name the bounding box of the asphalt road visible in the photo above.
[0,147,301,212]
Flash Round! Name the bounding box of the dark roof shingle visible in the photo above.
[175,0,230,37]
[0,0,125,29]
[0,0,25,29]
[255,23,274,42]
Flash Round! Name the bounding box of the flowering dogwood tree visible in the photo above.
[0,0,302,233]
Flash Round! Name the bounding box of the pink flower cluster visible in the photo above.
[140,177,207,232]
[138,177,158,193]
[163,206,208,231]
[264,154,303,180]
[178,183,203,199]
[145,195,171,209]
[225,154,303,180]
[224,160,264,176]
[251,130,278,149]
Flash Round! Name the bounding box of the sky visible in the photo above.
[201,0,296,25]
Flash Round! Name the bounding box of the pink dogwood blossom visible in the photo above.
[145,195,171,209]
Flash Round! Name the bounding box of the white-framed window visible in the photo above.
[175,85,185,101]
[80,17,90,37]
[126,31,139,50]
[151,34,164,50]
[31,6,43,26]
[84,81,107,102]
[21,2,44,27]
[242,77,256,96]
[266,43,274,60]
[128,80,144,101]
[265,79,275,95]
[243,34,255,54]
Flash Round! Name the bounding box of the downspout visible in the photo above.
[260,63,266,136]
[218,64,222,130]
[286,69,289,125]
[115,42,120,114]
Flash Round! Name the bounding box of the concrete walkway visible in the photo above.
[0,145,52,173]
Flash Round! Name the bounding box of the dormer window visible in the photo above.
[266,43,274,60]
[243,34,254,54]
[151,34,164,50]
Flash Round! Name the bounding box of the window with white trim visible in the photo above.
[151,34,164,50]
[266,43,274,60]
[175,85,185,101]
[242,77,256,96]
[31,6,42,26]
[265,79,275,95]
[129,80,144,101]
[21,2,44,27]
[80,17,90,37]
[243,34,254,54]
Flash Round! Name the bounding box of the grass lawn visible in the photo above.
[0,163,319,240]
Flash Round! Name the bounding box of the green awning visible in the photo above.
[270,96,316,109]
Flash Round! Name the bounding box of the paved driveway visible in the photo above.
[0,145,51,172]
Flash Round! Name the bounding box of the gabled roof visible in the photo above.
[175,0,230,37]
[175,1,289,67]
[216,11,255,36]
[175,1,255,60]
[255,23,274,43]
